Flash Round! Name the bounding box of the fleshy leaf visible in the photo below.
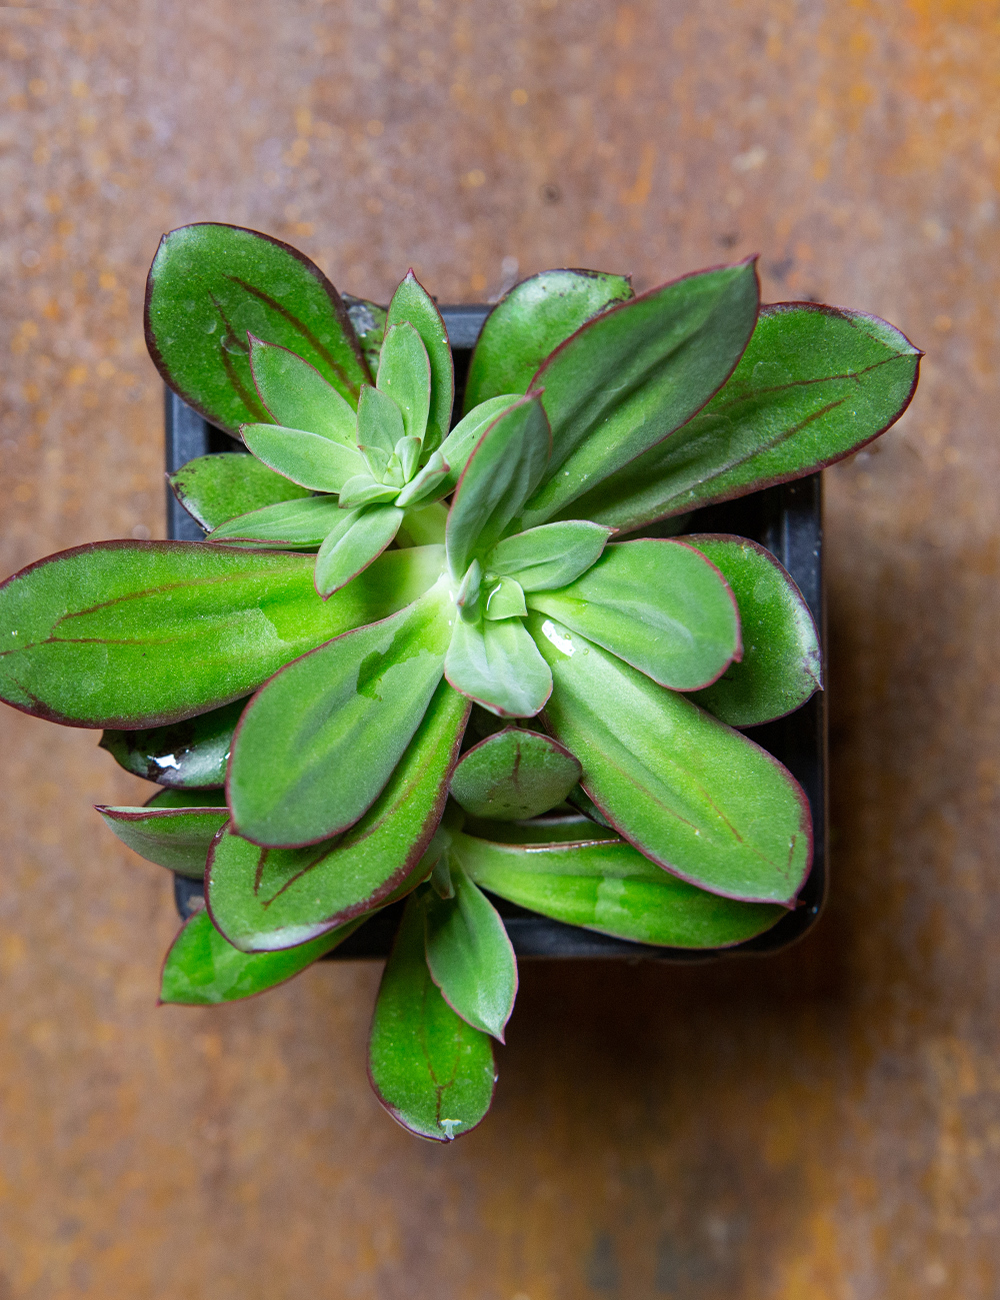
[227,577,453,847]
[208,682,469,950]
[483,576,527,621]
[424,860,517,1041]
[573,303,922,530]
[146,788,227,809]
[169,454,310,533]
[100,697,246,788]
[241,423,366,492]
[452,826,785,948]
[486,521,613,592]
[207,496,343,548]
[445,394,551,579]
[248,337,357,443]
[445,616,552,719]
[423,395,523,500]
[97,805,228,879]
[463,269,634,412]
[450,727,581,820]
[686,535,822,726]
[145,223,370,434]
[395,450,449,508]
[528,614,812,904]
[377,322,431,445]
[397,501,448,547]
[160,907,365,1005]
[526,539,740,692]
[386,271,454,452]
[314,505,404,597]
[517,260,760,527]
[368,891,496,1142]
[0,542,446,728]
[357,383,405,456]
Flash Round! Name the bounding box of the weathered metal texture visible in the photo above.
[0,0,997,1295]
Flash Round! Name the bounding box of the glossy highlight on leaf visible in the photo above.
[170,454,310,533]
[209,682,469,950]
[451,727,581,820]
[686,535,822,726]
[100,696,246,788]
[145,223,370,433]
[463,269,633,412]
[527,539,740,691]
[97,805,228,878]
[227,578,453,847]
[529,614,811,904]
[452,826,785,948]
[368,891,496,1142]
[424,861,518,1040]
[0,541,446,728]
[160,907,365,1005]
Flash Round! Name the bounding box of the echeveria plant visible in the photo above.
[0,224,920,1141]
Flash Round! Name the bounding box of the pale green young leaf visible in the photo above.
[445,615,552,718]
[357,383,405,456]
[377,322,431,444]
[248,336,357,443]
[241,423,367,492]
[207,496,343,547]
[485,520,614,592]
[337,474,400,508]
[483,576,526,620]
[424,394,523,500]
[386,271,454,453]
[314,505,404,597]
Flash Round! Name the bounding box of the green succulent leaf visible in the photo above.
[207,496,343,548]
[368,890,496,1142]
[160,907,365,1005]
[170,454,311,533]
[397,501,448,547]
[145,787,227,809]
[526,539,740,692]
[337,474,401,509]
[0,541,445,728]
[573,303,922,530]
[452,826,785,948]
[517,260,760,528]
[247,337,357,443]
[426,395,523,500]
[450,727,581,820]
[424,860,518,1041]
[209,682,469,949]
[483,576,527,620]
[145,223,370,434]
[446,615,552,719]
[241,423,367,493]
[446,394,551,579]
[357,383,406,456]
[686,535,822,726]
[386,271,454,452]
[100,697,246,788]
[97,805,228,879]
[314,505,404,597]
[377,322,431,445]
[485,521,614,592]
[528,614,811,904]
[228,578,453,847]
[342,295,386,376]
[463,269,634,412]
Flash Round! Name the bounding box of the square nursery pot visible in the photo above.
[166,305,828,962]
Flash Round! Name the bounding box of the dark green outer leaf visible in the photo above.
[452,829,784,948]
[386,271,454,451]
[527,539,740,692]
[0,541,446,728]
[463,269,633,413]
[227,578,453,847]
[342,295,387,376]
[208,682,470,950]
[424,862,518,1041]
[450,727,581,820]
[368,891,496,1142]
[97,806,228,878]
[160,907,365,1005]
[573,303,922,531]
[686,535,822,726]
[146,787,227,808]
[518,260,760,527]
[100,697,246,788]
[145,223,371,434]
[528,613,812,904]
[170,454,311,533]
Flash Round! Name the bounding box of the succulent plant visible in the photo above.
[0,224,921,1140]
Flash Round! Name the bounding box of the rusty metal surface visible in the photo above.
[0,0,997,1295]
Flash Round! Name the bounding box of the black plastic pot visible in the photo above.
[167,306,827,960]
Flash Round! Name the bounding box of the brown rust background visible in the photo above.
[0,0,998,1295]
